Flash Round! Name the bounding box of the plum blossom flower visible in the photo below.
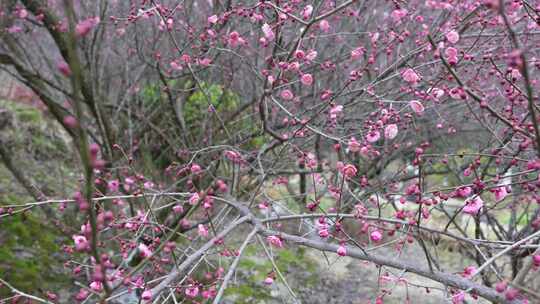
[202,287,216,299]
[216,179,228,192]
[73,235,89,252]
[90,281,103,291]
[224,150,242,163]
[351,47,365,60]
[46,292,57,301]
[191,163,202,174]
[495,281,508,293]
[319,20,330,32]
[306,50,317,61]
[445,47,458,58]
[409,100,425,114]
[370,230,383,242]
[446,30,460,44]
[445,47,459,65]
[430,87,445,99]
[207,15,218,24]
[452,291,465,304]
[228,31,245,47]
[462,266,476,278]
[305,152,317,169]
[348,137,362,153]
[198,224,209,237]
[493,186,508,202]
[189,192,200,205]
[505,288,519,301]
[384,124,399,139]
[391,9,408,23]
[457,186,472,198]
[107,179,119,193]
[402,68,420,84]
[280,89,294,100]
[197,57,212,66]
[337,245,347,256]
[301,73,313,86]
[294,50,305,60]
[366,130,381,143]
[75,289,89,301]
[533,254,540,266]
[143,181,154,189]
[329,105,343,120]
[318,229,329,238]
[170,60,183,70]
[463,197,483,215]
[141,290,152,301]
[57,61,71,77]
[261,23,274,41]
[267,235,283,248]
[75,17,99,38]
[138,243,152,258]
[302,5,313,20]
[185,285,199,298]
[337,162,357,179]
[173,204,184,214]
[321,89,333,100]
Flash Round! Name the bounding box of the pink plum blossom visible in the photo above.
[409,100,425,114]
[280,89,294,100]
[261,23,274,41]
[370,230,383,242]
[402,68,420,84]
[267,235,283,248]
[337,244,347,256]
[301,73,313,86]
[384,124,399,139]
[446,30,460,44]
[463,197,484,215]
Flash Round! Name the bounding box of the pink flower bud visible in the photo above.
[267,235,283,248]
[301,73,313,86]
[63,115,78,128]
[495,281,507,293]
[141,290,152,301]
[533,254,540,266]
[370,230,383,242]
[185,285,199,298]
[337,244,347,256]
[280,89,294,100]
[57,61,71,77]
[173,204,184,214]
[73,235,89,252]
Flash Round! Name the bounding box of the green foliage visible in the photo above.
[0,100,69,158]
[185,82,238,124]
[224,245,317,302]
[0,213,66,295]
[0,100,73,296]
[14,106,41,123]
